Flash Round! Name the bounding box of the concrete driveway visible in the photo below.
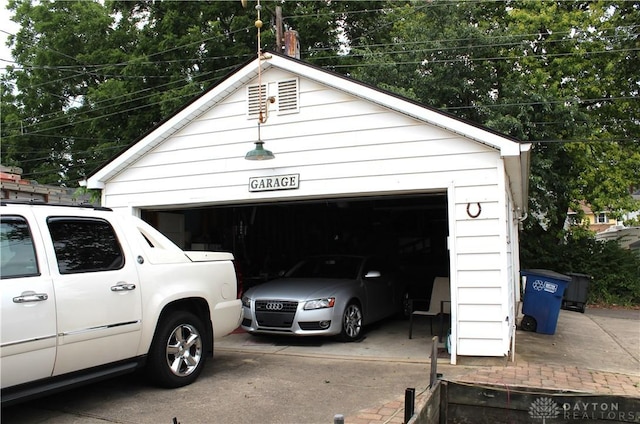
[514,307,640,376]
[1,351,472,424]
[2,308,638,424]
[586,307,640,363]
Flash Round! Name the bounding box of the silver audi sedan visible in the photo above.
[241,255,406,341]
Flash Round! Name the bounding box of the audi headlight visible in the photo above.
[241,295,251,308]
[304,297,335,310]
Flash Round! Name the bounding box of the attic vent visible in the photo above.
[247,83,267,119]
[247,79,299,119]
[277,78,299,114]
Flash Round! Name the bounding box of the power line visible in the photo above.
[2,0,635,74]
[5,59,637,138]
[2,63,245,134]
[7,34,638,132]
[5,26,637,74]
[3,68,224,129]
[442,96,639,110]
[3,1,638,146]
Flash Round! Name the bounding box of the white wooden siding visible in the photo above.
[457,304,503,321]
[452,177,510,357]
[102,68,500,209]
[458,338,504,356]
[458,321,503,338]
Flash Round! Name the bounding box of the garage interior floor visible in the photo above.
[217,314,452,363]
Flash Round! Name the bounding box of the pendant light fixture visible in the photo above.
[245,122,274,160]
[245,0,275,160]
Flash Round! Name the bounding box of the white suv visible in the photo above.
[1,201,242,405]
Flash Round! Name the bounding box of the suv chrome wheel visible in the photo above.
[147,311,207,387]
[166,323,203,377]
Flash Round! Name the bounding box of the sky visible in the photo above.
[0,0,20,75]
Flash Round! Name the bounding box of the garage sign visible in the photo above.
[249,174,300,192]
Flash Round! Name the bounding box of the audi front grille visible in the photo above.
[255,300,298,328]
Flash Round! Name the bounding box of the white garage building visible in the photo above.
[84,52,531,364]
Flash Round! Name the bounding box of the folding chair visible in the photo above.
[408,277,450,339]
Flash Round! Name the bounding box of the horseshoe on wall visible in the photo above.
[466,202,482,218]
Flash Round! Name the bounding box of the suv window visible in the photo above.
[47,217,125,274]
[0,216,39,279]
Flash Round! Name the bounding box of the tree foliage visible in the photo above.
[523,226,640,305]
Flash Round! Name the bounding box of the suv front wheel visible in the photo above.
[146,311,207,388]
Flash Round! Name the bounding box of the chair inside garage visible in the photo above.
[408,276,451,339]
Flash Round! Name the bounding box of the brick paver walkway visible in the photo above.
[345,363,640,423]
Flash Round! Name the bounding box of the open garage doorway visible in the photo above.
[141,193,449,298]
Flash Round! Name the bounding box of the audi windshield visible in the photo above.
[285,256,362,280]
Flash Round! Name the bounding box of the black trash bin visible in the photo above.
[562,272,591,313]
[520,269,570,334]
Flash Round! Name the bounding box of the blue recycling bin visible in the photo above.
[520,269,570,335]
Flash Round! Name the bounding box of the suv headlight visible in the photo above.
[304,297,335,310]
[241,295,251,308]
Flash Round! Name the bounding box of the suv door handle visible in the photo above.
[110,282,137,292]
[13,291,48,303]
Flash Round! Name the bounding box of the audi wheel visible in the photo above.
[146,311,207,388]
[339,302,363,342]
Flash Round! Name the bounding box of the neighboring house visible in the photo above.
[82,51,531,364]
[567,201,618,234]
[629,239,640,257]
[567,197,640,252]
[0,165,93,205]
[596,226,640,253]
[627,188,640,223]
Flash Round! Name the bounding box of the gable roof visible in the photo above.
[83,52,530,209]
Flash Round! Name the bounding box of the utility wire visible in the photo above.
[7,35,637,129]
[2,2,637,142]
[5,27,638,73]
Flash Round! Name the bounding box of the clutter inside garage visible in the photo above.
[141,194,449,296]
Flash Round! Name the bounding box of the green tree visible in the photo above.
[3,0,118,184]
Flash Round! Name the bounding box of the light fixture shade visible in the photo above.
[245,141,275,160]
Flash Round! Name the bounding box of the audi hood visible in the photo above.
[244,278,359,300]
